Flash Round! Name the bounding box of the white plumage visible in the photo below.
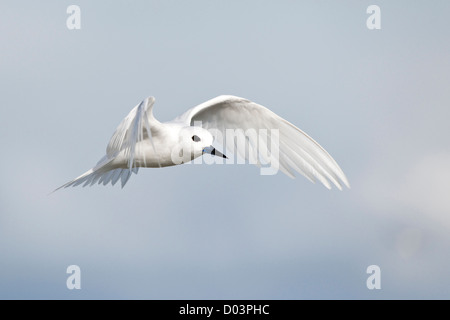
[55,95,349,191]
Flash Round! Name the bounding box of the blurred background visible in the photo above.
[0,0,449,299]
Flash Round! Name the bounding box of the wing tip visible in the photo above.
[331,176,350,191]
[144,96,156,107]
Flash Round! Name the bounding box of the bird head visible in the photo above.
[176,126,227,163]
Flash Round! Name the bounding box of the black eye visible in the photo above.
[192,135,201,142]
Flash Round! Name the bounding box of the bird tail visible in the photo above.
[52,155,139,193]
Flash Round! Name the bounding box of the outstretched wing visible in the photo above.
[177,95,349,190]
[106,96,162,169]
[53,97,162,192]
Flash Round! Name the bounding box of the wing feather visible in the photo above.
[178,95,349,189]
[106,97,161,170]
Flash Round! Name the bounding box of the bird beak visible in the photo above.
[203,146,228,159]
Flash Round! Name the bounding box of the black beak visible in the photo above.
[203,146,228,159]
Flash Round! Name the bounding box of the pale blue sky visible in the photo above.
[1,1,450,299]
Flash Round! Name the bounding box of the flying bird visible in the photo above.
[55,95,349,191]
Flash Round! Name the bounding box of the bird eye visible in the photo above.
[192,135,201,142]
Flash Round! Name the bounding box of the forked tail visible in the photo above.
[52,156,139,193]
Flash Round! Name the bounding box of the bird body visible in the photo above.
[55,95,349,191]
